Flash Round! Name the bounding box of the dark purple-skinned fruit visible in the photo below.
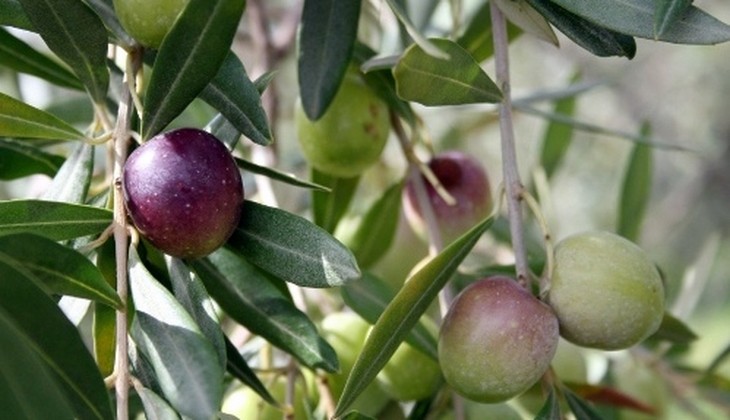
[122,128,243,259]
[438,276,559,403]
[403,151,492,245]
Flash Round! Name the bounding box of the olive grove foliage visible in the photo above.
[1,0,729,419]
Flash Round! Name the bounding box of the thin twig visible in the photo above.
[112,47,141,420]
[490,3,529,288]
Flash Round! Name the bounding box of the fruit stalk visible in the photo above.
[490,3,529,287]
[112,47,141,420]
[392,113,465,419]
[391,114,454,309]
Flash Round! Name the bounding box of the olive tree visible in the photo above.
[1,0,730,419]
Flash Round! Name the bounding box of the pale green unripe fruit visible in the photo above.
[113,0,188,48]
[320,312,390,417]
[295,71,390,178]
[376,318,442,401]
[221,374,314,420]
[438,401,523,420]
[547,231,665,350]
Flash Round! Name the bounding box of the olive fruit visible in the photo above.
[295,70,390,178]
[403,151,492,245]
[438,401,523,420]
[438,277,559,403]
[122,128,243,259]
[113,0,188,48]
[376,317,442,401]
[319,312,390,417]
[221,374,314,420]
[547,231,664,350]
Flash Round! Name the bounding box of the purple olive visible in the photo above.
[122,128,243,259]
[403,151,492,245]
[438,277,559,403]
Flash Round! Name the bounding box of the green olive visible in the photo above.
[376,317,442,401]
[547,231,665,350]
[295,70,390,178]
[320,312,391,417]
[113,0,188,48]
[221,374,314,420]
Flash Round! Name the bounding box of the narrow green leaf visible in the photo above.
[93,238,117,377]
[346,181,403,268]
[0,138,64,180]
[0,260,114,420]
[190,249,340,372]
[167,256,226,368]
[492,0,558,45]
[0,199,112,240]
[0,91,85,140]
[133,384,180,420]
[42,141,93,203]
[617,124,652,242]
[655,0,692,38]
[549,0,730,44]
[539,74,579,179]
[205,113,241,148]
[0,233,121,308]
[129,246,224,419]
[312,168,360,233]
[224,337,277,406]
[127,340,164,398]
[0,308,77,420]
[457,2,522,63]
[298,0,362,120]
[394,38,502,106]
[564,387,603,420]
[340,411,377,420]
[384,0,449,60]
[17,0,109,102]
[334,216,493,416]
[515,103,689,151]
[228,200,361,288]
[648,311,698,345]
[525,0,636,58]
[93,302,116,377]
[353,44,416,124]
[235,157,330,192]
[409,0,441,31]
[84,0,135,46]
[535,386,562,419]
[362,68,416,124]
[0,26,82,90]
[341,272,438,360]
[253,70,276,94]
[200,52,272,145]
[0,0,33,30]
[142,0,246,139]
[706,343,730,378]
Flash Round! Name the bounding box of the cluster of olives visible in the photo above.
[439,232,664,404]
[292,71,666,407]
[409,154,664,403]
